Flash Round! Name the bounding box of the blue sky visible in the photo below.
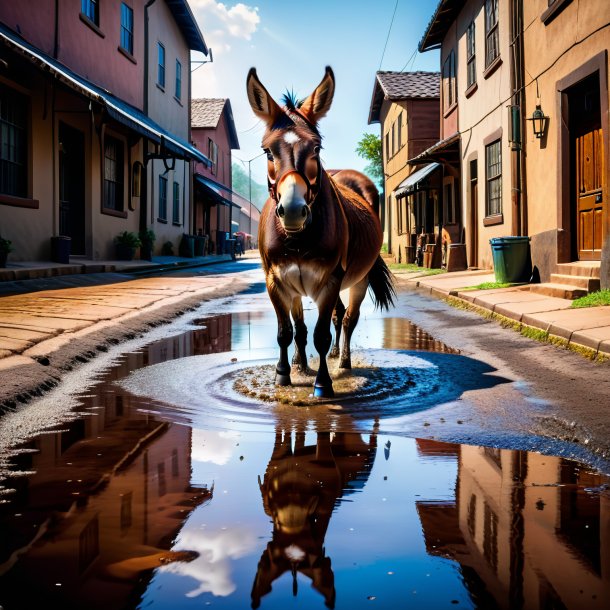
[190,0,440,186]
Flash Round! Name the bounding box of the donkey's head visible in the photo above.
[246,67,335,233]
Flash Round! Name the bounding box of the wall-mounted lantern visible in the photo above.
[527,104,549,139]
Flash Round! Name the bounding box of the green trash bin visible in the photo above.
[489,236,531,283]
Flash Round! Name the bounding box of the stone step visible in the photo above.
[555,261,601,278]
[528,282,588,300]
[549,273,601,291]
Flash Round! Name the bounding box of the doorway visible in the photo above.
[58,122,85,255]
[569,74,605,261]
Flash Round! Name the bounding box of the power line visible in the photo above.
[378,0,399,71]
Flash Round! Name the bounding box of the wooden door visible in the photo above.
[59,122,85,254]
[575,127,604,260]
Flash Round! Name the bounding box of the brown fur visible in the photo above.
[248,66,394,396]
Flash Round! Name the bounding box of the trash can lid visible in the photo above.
[490,236,530,243]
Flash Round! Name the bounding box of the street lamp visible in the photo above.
[236,151,266,243]
[527,103,549,139]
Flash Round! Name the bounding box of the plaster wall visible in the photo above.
[523,0,610,282]
[452,0,514,270]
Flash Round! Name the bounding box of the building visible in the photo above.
[522,0,609,291]
[191,97,241,253]
[0,0,210,263]
[416,0,609,291]
[368,71,440,264]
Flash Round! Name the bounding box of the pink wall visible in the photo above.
[1,1,145,109]
[192,109,234,191]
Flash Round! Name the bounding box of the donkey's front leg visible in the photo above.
[313,286,341,398]
[268,282,293,386]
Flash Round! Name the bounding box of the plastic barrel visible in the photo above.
[489,236,531,283]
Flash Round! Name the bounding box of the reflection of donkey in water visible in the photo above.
[247,66,395,398]
[252,425,378,608]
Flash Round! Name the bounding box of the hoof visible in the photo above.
[328,347,339,359]
[313,384,334,398]
[338,359,352,370]
[275,373,292,386]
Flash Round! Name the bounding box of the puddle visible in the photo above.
[0,302,608,609]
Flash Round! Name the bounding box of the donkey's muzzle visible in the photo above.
[276,181,310,232]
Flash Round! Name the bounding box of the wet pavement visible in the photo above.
[0,280,608,609]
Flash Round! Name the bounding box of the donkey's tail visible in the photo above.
[368,255,396,311]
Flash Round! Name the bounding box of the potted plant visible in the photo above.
[161,240,174,256]
[0,236,13,268]
[114,231,141,261]
[139,229,156,261]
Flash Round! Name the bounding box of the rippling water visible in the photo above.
[0,293,608,609]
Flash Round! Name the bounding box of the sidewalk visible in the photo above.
[404,269,610,360]
[0,252,251,385]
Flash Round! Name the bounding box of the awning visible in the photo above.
[195,174,240,208]
[395,162,441,197]
[0,23,211,167]
[407,132,460,167]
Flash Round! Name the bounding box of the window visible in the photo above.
[158,175,167,220]
[120,3,133,55]
[208,138,218,175]
[103,136,124,211]
[397,112,402,150]
[81,0,99,26]
[442,50,456,110]
[391,122,396,157]
[175,60,182,100]
[385,132,389,162]
[172,181,180,224]
[466,21,476,88]
[443,177,455,224]
[157,43,165,88]
[485,0,499,67]
[485,139,502,217]
[0,84,28,198]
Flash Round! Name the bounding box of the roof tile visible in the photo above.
[191,98,227,129]
[376,71,440,99]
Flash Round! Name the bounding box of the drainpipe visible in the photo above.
[144,1,157,237]
[509,0,526,236]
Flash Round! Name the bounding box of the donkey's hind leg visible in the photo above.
[329,296,346,358]
[291,297,312,374]
[339,277,368,369]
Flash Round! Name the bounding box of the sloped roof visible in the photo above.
[191,98,240,149]
[419,0,465,52]
[368,71,440,124]
[165,0,208,54]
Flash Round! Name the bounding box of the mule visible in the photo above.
[246,66,395,398]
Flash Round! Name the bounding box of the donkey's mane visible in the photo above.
[281,89,303,110]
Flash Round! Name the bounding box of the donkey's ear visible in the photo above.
[300,66,335,124]
[246,68,281,125]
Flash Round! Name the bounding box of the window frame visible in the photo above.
[397,111,403,151]
[208,138,218,175]
[442,49,457,111]
[466,21,476,89]
[172,181,180,225]
[157,43,166,89]
[485,0,500,68]
[120,3,134,56]
[0,83,28,200]
[158,175,168,222]
[485,139,502,218]
[103,135,125,214]
[81,0,99,26]
[175,59,182,101]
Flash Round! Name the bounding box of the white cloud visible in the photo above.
[192,0,260,42]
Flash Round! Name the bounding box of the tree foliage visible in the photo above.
[231,162,269,209]
[355,133,383,186]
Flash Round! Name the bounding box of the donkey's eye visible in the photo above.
[265,149,274,162]
[313,146,320,156]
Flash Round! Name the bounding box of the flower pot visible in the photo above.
[51,235,71,264]
[179,234,195,258]
[140,245,153,261]
[116,244,136,261]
